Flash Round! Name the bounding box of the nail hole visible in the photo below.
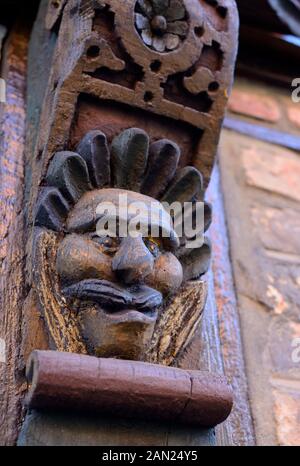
[150,60,162,72]
[86,45,100,59]
[217,6,227,18]
[37,149,43,161]
[70,6,78,16]
[51,0,60,8]
[208,81,220,92]
[144,91,154,102]
[194,26,204,38]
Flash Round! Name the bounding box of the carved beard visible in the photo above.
[33,226,207,365]
[61,279,163,360]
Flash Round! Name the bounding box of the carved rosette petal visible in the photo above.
[134,0,188,52]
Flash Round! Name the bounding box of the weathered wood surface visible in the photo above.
[18,0,239,446]
[25,0,239,231]
[25,351,233,428]
[22,0,238,365]
[207,166,255,446]
[18,411,216,447]
[0,23,30,446]
[0,0,244,446]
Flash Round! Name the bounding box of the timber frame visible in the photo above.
[0,0,254,446]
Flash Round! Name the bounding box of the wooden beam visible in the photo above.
[224,117,300,152]
[0,22,30,446]
[236,0,300,35]
[268,0,300,36]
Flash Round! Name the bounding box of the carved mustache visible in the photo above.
[62,279,163,313]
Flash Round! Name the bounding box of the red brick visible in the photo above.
[273,388,300,446]
[228,89,281,123]
[251,206,300,256]
[268,319,300,372]
[242,143,300,203]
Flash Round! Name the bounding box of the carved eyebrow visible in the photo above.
[67,209,180,250]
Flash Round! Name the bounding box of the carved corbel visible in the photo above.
[20,0,239,444]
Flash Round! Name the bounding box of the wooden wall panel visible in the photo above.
[0,23,30,446]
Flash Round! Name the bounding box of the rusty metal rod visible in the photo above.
[26,351,233,428]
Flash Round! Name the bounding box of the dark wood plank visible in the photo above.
[0,22,30,446]
[224,117,300,152]
[18,411,215,447]
[207,166,255,446]
[236,0,300,34]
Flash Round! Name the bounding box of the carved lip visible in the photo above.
[62,279,163,317]
[102,309,158,325]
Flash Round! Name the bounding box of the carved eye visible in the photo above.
[91,235,120,255]
[144,237,161,257]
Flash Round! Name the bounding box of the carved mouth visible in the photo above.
[62,279,163,318]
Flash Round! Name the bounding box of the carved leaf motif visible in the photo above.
[166,0,186,21]
[46,151,92,203]
[34,188,70,232]
[165,33,180,50]
[111,128,149,191]
[141,28,153,46]
[77,131,111,188]
[135,13,150,30]
[137,0,153,18]
[141,139,180,199]
[162,166,204,204]
[177,238,212,281]
[153,36,166,52]
[204,202,212,232]
[166,20,188,36]
[153,0,169,15]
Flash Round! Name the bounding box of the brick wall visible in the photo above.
[219,79,300,445]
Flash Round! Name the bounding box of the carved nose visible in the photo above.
[112,236,154,285]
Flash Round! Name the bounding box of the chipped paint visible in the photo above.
[267,285,289,315]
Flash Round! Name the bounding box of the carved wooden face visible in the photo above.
[56,189,183,359]
[34,128,211,360]
[28,0,239,362]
